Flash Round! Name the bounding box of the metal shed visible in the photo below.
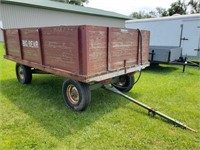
[0,0,131,41]
[0,3,3,42]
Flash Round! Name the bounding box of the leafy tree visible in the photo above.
[52,0,89,6]
[164,0,187,16]
[130,0,199,19]
[130,11,155,19]
[188,0,200,13]
[155,7,168,17]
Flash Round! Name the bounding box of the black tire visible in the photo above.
[62,79,91,111]
[16,63,32,84]
[112,75,134,92]
[150,63,159,66]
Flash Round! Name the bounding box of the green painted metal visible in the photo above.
[1,0,132,20]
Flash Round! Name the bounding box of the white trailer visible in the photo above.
[126,14,200,59]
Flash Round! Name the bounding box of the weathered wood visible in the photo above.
[4,25,150,83]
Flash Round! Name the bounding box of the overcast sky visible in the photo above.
[86,0,186,16]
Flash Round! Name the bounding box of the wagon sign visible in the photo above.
[22,40,39,48]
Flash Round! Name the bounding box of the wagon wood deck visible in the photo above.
[4,55,149,82]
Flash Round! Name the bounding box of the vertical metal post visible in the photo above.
[38,29,44,65]
[179,24,184,57]
[2,29,8,55]
[18,29,24,60]
[179,24,183,47]
[107,27,110,71]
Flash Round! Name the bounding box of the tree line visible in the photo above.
[130,0,200,19]
[52,0,88,6]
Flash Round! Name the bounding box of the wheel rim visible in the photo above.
[18,66,24,80]
[116,76,127,87]
[66,84,79,105]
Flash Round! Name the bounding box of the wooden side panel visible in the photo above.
[3,25,150,80]
[5,29,21,58]
[41,26,80,74]
[108,28,138,71]
[81,26,108,76]
[141,30,150,64]
[20,28,41,63]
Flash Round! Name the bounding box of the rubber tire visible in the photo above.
[62,79,91,111]
[112,75,134,92]
[16,63,32,84]
[150,63,159,66]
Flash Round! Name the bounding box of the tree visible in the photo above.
[164,0,187,16]
[188,0,200,13]
[130,11,155,19]
[52,0,89,6]
[155,7,168,17]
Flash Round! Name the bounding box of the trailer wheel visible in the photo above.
[62,80,91,111]
[112,75,134,92]
[16,63,32,84]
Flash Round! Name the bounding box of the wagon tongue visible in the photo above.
[103,85,197,132]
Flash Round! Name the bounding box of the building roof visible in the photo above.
[1,0,132,20]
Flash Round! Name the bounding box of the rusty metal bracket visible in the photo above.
[124,60,127,74]
[148,108,156,117]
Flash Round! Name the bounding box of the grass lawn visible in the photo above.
[0,42,200,149]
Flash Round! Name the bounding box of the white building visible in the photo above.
[126,14,200,58]
[0,0,131,41]
[0,3,3,42]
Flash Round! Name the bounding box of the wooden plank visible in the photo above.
[4,55,149,83]
[4,55,86,82]
[20,28,41,63]
[108,27,138,71]
[141,30,150,64]
[5,29,21,58]
[85,25,108,76]
[41,26,80,74]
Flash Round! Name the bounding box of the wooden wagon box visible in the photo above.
[3,25,150,111]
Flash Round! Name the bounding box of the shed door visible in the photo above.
[181,19,200,57]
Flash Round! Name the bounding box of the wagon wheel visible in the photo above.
[112,75,134,92]
[62,79,91,111]
[16,63,32,84]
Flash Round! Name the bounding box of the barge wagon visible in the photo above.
[3,25,150,111]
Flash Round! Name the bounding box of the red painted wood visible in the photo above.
[84,26,108,76]
[108,27,138,71]
[20,28,43,64]
[5,29,21,58]
[141,31,150,64]
[4,25,150,82]
[41,26,80,74]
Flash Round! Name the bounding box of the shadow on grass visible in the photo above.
[144,65,179,74]
[1,75,140,139]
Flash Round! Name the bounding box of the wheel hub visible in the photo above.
[117,76,127,86]
[18,66,24,80]
[66,84,79,105]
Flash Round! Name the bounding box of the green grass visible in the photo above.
[0,42,200,149]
